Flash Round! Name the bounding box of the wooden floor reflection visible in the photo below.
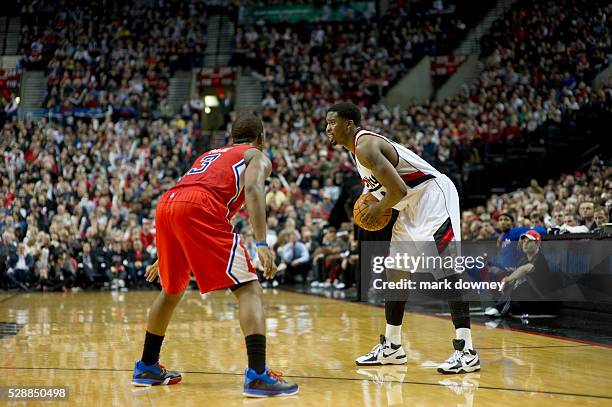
[1,290,611,406]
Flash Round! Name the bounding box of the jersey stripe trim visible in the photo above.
[434,217,454,255]
[401,172,436,188]
[226,159,246,222]
[225,234,240,284]
[238,240,256,273]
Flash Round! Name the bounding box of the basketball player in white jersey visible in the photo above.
[326,102,480,374]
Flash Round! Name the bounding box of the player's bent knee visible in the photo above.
[231,279,262,297]
[161,288,185,302]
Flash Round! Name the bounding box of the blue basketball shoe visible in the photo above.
[132,361,182,386]
[243,367,299,397]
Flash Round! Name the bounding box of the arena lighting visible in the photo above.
[204,95,219,107]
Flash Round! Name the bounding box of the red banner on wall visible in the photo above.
[0,68,21,91]
[196,67,236,87]
[431,56,466,76]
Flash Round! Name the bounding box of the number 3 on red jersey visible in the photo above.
[187,154,220,175]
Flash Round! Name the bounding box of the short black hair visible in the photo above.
[328,102,361,126]
[232,112,263,143]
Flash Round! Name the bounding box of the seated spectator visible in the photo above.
[43,252,77,292]
[336,233,359,290]
[492,212,545,270]
[266,178,288,211]
[5,243,32,290]
[108,241,128,291]
[579,201,597,230]
[549,210,565,230]
[4,94,19,120]
[276,218,299,248]
[310,227,349,288]
[0,232,16,289]
[126,239,152,289]
[593,207,610,230]
[301,228,319,257]
[277,233,310,285]
[485,230,560,317]
[76,242,99,289]
[560,213,590,234]
[265,216,279,248]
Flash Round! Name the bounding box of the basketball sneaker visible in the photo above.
[132,361,182,386]
[355,335,407,366]
[437,339,480,374]
[243,366,299,397]
[484,306,502,317]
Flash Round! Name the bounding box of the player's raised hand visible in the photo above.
[257,246,277,279]
[145,260,159,283]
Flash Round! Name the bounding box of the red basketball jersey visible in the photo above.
[169,144,256,220]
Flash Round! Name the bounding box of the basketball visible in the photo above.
[353,192,392,231]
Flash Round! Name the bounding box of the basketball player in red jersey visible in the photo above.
[132,113,299,397]
[326,102,480,374]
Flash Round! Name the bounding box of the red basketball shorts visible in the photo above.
[155,188,257,295]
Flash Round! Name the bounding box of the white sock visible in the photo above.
[385,324,402,345]
[456,328,473,350]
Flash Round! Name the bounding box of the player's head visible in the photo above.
[232,112,264,149]
[326,102,361,149]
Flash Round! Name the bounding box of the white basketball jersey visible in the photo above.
[353,129,441,210]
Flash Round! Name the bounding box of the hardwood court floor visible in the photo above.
[0,290,611,406]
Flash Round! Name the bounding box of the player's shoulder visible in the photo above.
[356,130,386,150]
[244,147,270,166]
[356,128,386,144]
[355,130,390,162]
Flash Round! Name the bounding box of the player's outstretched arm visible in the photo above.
[243,149,276,279]
[356,138,407,224]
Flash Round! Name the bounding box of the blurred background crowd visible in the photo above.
[0,0,610,292]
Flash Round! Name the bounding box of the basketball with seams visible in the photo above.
[353,192,392,231]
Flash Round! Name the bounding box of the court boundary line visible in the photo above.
[0,365,611,401]
[477,344,591,350]
[281,289,612,349]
